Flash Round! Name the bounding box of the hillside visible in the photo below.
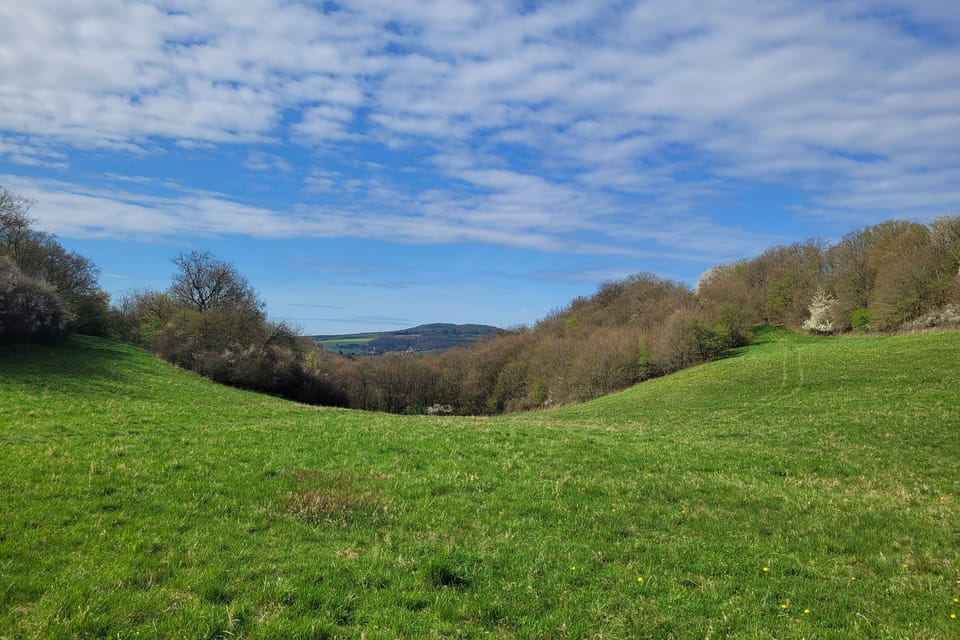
[1,329,959,638]
[313,323,502,355]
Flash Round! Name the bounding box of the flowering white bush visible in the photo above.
[802,288,837,334]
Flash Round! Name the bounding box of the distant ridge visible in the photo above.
[312,323,503,355]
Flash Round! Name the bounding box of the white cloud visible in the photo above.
[0,136,68,169]
[244,151,293,173]
[1,0,958,255]
[293,105,356,142]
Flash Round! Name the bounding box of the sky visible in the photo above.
[1,0,959,335]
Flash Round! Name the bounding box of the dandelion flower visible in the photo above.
[902,563,909,569]
[637,576,643,583]
[780,603,788,609]
[954,597,959,603]
[952,613,957,620]
[571,565,576,571]
[850,576,857,581]
[763,567,769,573]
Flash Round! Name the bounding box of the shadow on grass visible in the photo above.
[0,335,143,390]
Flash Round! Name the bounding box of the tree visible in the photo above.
[16,235,108,335]
[802,288,837,334]
[0,187,35,262]
[869,225,950,330]
[113,289,178,344]
[697,260,763,328]
[748,241,827,326]
[169,250,263,314]
[134,250,347,406]
[930,214,960,278]
[0,186,109,335]
[161,251,267,361]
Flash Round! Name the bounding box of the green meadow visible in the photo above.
[1,327,958,638]
[314,337,376,356]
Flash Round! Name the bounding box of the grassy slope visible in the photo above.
[1,329,958,639]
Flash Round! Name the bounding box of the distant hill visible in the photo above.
[312,323,503,355]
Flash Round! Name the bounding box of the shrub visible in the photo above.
[112,290,178,345]
[0,256,71,344]
[2,186,109,335]
[802,288,837,334]
[849,308,871,331]
[650,308,732,373]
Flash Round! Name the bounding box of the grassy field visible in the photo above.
[314,337,376,356]
[1,327,958,638]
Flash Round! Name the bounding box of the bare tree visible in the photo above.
[0,186,36,261]
[169,250,262,313]
[930,214,960,276]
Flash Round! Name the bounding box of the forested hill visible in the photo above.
[313,323,502,355]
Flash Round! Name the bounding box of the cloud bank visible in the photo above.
[2,0,958,261]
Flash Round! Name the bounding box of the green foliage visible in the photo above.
[2,331,959,637]
[528,378,549,407]
[849,307,871,331]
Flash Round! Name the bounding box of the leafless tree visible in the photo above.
[169,250,263,313]
[0,186,36,262]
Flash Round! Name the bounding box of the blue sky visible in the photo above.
[2,0,958,334]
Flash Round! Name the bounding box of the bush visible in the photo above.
[650,308,732,373]
[112,290,177,344]
[0,256,71,344]
[2,186,110,336]
[849,307,871,331]
[802,288,837,334]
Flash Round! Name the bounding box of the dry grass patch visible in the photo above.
[282,469,391,527]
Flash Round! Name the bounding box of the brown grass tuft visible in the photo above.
[283,470,390,527]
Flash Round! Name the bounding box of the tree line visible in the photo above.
[3,185,958,414]
[307,216,960,414]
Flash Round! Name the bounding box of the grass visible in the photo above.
[1,328,959,638]
[314,337,376,355]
